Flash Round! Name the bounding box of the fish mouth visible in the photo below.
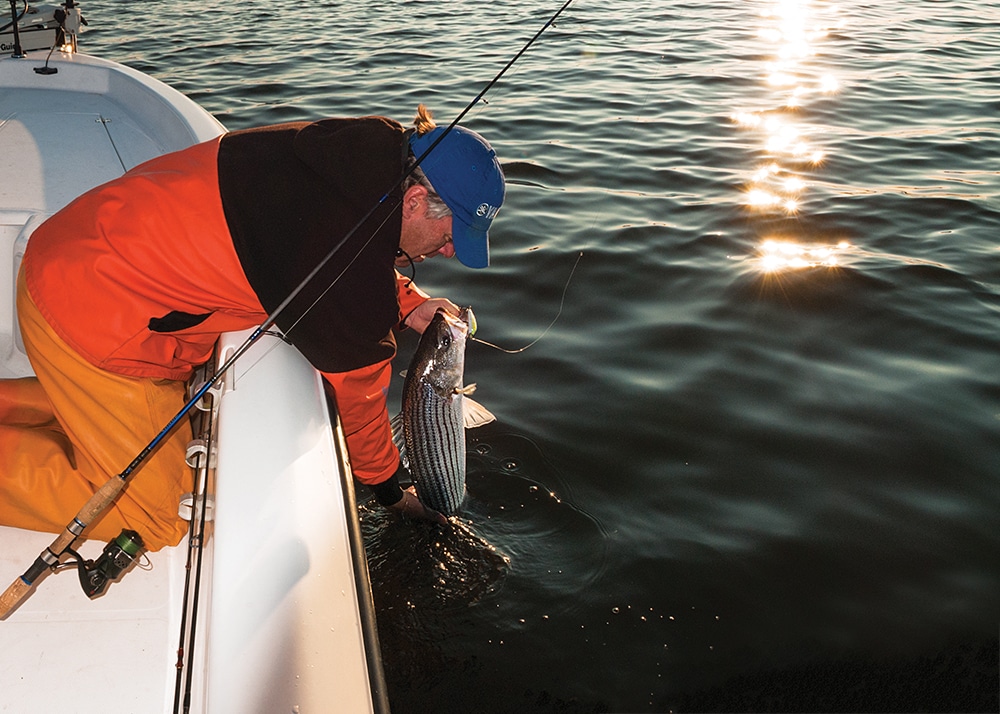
[436,308,475,340]
[445,312,469,342]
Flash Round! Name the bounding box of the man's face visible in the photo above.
[397,185,455,267]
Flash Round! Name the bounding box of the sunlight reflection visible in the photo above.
[767,71,798,87]
[783,177,805,193]
[820,74,839,93]
[758,239,851,272]
[732,111,763,129]
[741,160,804,215]
[734,2,850,275]
[732,0,842,224]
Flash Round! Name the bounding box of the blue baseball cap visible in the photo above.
[409,126,505,269]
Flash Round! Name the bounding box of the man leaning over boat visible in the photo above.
[0,105,505,550]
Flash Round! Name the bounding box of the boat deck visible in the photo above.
[0,527,193,710]
[0,82,163,214]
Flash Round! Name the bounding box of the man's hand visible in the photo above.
[386,485,448,525]
[403,298,461,334]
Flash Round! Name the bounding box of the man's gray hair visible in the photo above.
[403,157,452,220]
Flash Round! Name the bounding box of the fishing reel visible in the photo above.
[67,529,145,598]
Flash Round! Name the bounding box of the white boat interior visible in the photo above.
[0,47,386,713]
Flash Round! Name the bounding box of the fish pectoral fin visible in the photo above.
[462,397,496,429]
[454,383,477,396]
[390,412,409,468]
[390,411,403,441]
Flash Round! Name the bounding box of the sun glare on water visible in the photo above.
[730,0,844,215]
[730,1,852,275]
[758,239,851,272]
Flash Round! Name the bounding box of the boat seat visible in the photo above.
[0,210,44,379]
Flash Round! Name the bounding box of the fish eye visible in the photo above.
[440,334,451,349]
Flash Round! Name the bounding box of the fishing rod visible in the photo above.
[0,0,576,618]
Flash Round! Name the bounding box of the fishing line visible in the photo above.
[471,251,583,354]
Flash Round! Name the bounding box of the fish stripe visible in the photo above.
[404,382,466,514]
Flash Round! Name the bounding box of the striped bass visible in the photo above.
[391,308,495,515]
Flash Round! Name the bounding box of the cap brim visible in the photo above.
[452,219,489,269]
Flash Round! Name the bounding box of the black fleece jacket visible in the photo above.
[217,117,407,373]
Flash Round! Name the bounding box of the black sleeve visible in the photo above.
[370,463,406,506]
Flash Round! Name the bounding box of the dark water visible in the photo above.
[82,1,999,711]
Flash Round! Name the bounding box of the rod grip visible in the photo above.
[0,577,32,619]
[78,476,126,526]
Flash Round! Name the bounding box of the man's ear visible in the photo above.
[401,184,427,219]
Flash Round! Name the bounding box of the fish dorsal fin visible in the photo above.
[462,397,496,429]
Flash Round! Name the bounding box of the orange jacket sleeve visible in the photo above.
[324,272,431,486]
[322,360,397,485]
[396,270,430,327]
